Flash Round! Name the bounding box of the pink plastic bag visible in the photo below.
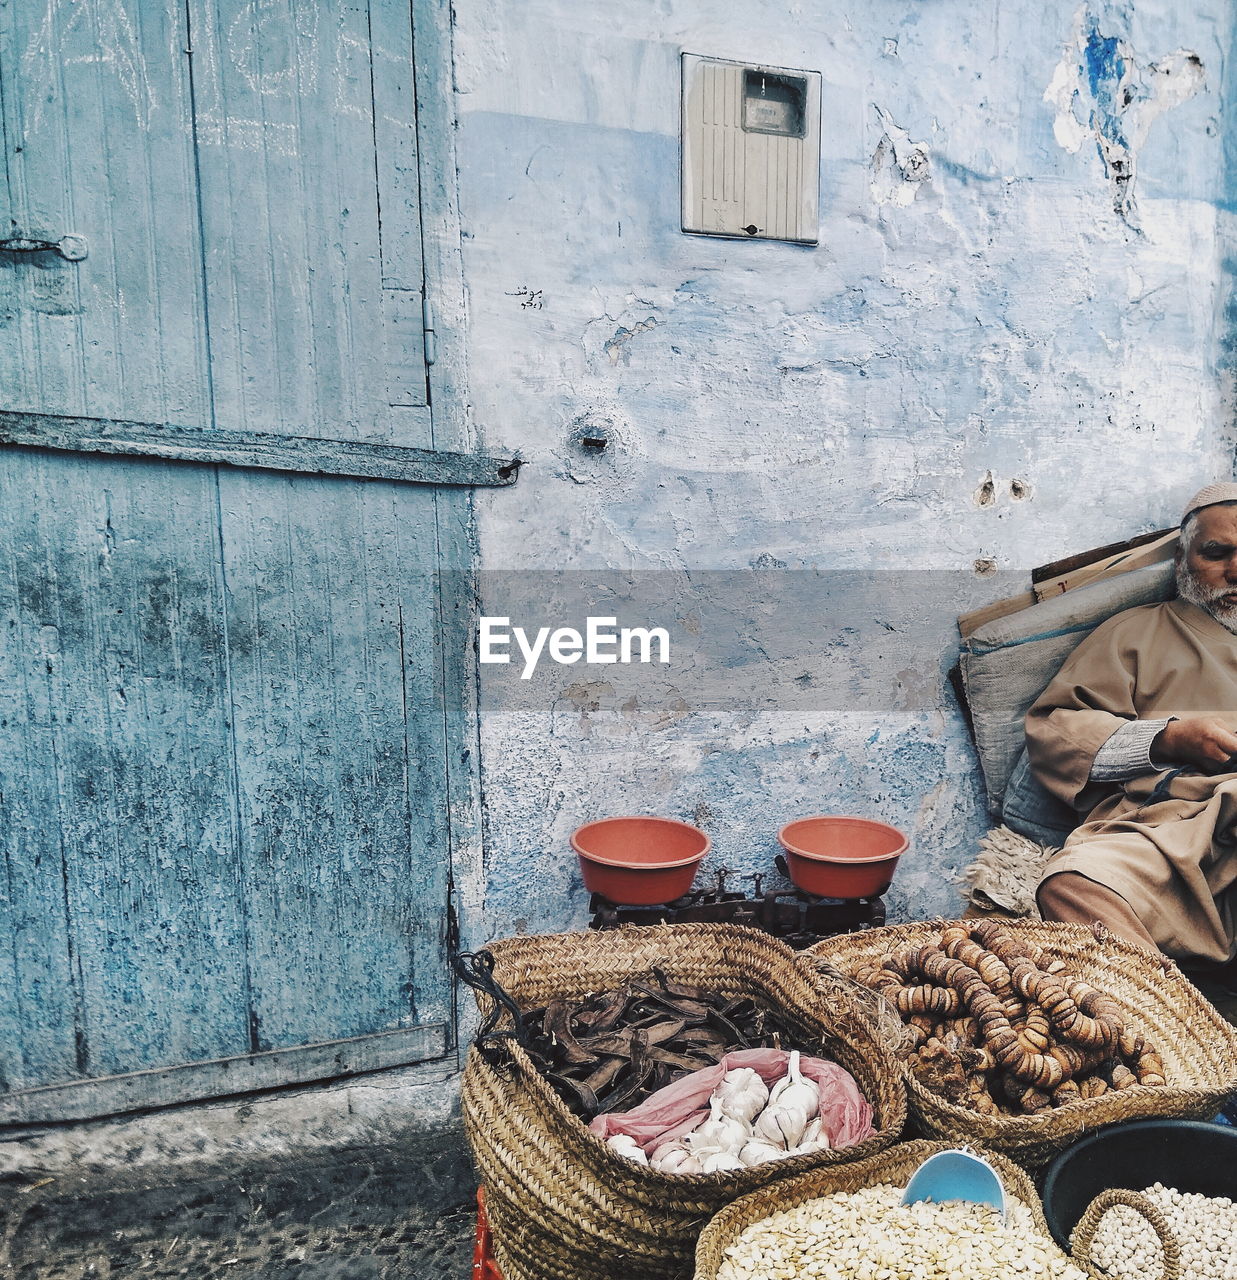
[588,1047,873,1155]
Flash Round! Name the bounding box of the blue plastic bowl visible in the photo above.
[901,1149,1006,1215]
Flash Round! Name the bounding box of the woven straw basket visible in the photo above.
[693,1139,1059,1280]
[805,920,1237,1169]
[461,924,907,1280]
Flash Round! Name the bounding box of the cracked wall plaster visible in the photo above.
[448,0,1237,942]
[1046,5,1206,223]
[871,105,931,206]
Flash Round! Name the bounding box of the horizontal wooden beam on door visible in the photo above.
[0,1022,449,1124]
[0,411,521,487]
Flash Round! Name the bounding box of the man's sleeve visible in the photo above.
[1089,717,1174,781]
[1024,612,1142,810]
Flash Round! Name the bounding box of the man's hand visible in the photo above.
[1151,717,1237,772]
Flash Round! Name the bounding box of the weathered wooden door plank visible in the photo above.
[0,0,210,424]
[217,476,452,1047]
[42,458,252,1079]
[0,1021,448,1124]
[0,453,252,1088]
[372,0,432,411]
[184,0,457,1059]
[0,456,84,1092]
[0,411,521,486]
[186,0,423,444]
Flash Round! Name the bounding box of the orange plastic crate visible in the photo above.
[473,1187,504,1280]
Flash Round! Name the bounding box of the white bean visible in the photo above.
[716,1183,1088,1280]
[1087,1182,1237,1280]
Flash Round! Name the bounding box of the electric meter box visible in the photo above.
[681,53,821,245]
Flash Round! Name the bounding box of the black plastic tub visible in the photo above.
[1041,1119,1237,1248]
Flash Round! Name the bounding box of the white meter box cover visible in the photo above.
[681,53,822,245]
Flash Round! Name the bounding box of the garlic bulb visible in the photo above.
[643,1056,829,1175]
[712,1067,769,1124]
[688,1098,750,1154]
[701,1150,745,1174]
[751,1051,818,1148]
[738,1138,785,1167]
[795,1117,831,1154]
[753,1100,810,1148]
[606,1134,649,1164]
[769,1051,820,1117]
[651,1141,704,1174]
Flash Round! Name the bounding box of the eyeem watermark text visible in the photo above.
[479,616,671,679]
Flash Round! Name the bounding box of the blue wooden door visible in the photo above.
[0,0,461,1120]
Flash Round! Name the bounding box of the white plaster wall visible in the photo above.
[450,0,1237,938]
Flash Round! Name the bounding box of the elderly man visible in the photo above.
[1025,483,1237,963]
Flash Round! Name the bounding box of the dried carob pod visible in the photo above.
[542,999,596,1065]
[512,975,792,1119]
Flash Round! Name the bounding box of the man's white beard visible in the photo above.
[1177,562,1237,634]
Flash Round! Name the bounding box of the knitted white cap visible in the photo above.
[1182,482,1237,524]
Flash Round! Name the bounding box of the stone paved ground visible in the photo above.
[0,1128,477,1280]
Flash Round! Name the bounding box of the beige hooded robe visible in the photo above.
[1025,597,1237,963]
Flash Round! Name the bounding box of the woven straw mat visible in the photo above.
[804,919,1237,1169]
[694,1138,1058,1280]
[460,923,907,1280]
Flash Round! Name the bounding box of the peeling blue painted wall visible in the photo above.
[446,0,1237,938]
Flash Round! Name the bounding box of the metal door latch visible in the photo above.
[0,234,88,261]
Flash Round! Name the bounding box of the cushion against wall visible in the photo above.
[1000,749,1076,847]
[960,561,1176,827]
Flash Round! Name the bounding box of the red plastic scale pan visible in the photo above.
[777,815,908,898]
[571,816,710,906]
